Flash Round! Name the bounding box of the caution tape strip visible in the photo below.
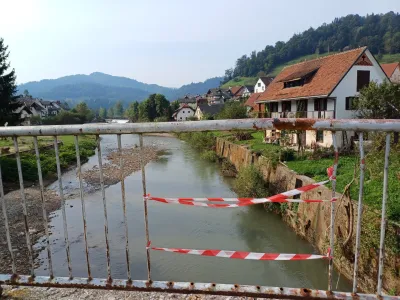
[146,180,331,208]
[147,242,331,261]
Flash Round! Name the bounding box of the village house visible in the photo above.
[241,85,254,97]
[195,103,224,120]
[244,92,262,116]
[206,88,232,104]
[14,97,66,125]
[172,104,195,121]
[254,77,274,93]
[381,62,400,83]
[255,47,388,148]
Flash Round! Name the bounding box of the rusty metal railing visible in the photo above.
[0,118,399,299]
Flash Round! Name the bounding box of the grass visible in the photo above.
[286,154,400,222]
[220,77,258,89]
[378,53,400,64]
[0,135,97,182]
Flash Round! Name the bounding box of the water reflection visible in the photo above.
[35,135,351,291]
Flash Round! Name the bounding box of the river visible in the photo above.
[35,134,351,291]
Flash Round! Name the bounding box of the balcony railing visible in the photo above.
[259,110,334,119]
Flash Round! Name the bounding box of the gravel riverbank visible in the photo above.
[0,145,160,276]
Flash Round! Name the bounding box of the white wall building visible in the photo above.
[172,104,195,121]
[255,47,389,148]
[254,77,274,93]
[381,62,400,84]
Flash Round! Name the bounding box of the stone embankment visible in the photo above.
[215,137,399,295]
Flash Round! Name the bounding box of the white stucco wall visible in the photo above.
[254,79,266,93]
[330,49,388,120]
[176,108,194,121]
[390,67,400,83]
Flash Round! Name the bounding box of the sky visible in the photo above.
[1,1,399,87]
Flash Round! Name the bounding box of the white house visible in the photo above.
[254,77,274,93]
[255,47,388,148]
[172,104,195,121]
[381,62,400,83]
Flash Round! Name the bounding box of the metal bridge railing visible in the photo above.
[0,118,399,299]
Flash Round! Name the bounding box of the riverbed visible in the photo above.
[35,134,351,291]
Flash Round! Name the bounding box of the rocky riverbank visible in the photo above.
[0,145,160,276]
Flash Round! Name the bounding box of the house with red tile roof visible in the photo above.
[172,104,195,121]
[244,92,262,115]
[255,47,388,147]
[381,62,400,83]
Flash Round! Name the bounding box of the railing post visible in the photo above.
[328,132,338,291]
[96,135,112,283]
[33,137,53,278]
[377,133,391,296]
[74,136,91,280]
[54,136,72,279]
[352,132,365,293]
[0,164,16,275]
[117,134,131,282]
[13,136,35,277]
[139,134,151,281]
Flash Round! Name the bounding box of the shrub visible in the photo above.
[233,165,268,198]
[200,150,219,162]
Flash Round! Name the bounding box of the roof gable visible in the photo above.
[257,47,367,102]
[244,93,262,110]
[381,62,399,77]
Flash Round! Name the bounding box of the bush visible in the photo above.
[233,165,268,198]
[200,150,219,162]
[221,159,237,177]
[234,131,252,141]
[216,102,247,120]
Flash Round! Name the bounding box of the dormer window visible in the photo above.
[282,67,319,89]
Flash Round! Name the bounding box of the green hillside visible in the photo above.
[221,51,400,88]
[221,77,258,89]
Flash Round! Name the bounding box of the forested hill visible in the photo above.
[18,73,223,109]
[224,12,400,80]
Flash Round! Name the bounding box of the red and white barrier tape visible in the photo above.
[146,180,332,208]
[147,242,331,261]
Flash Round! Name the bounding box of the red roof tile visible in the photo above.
[257,47,367,102]
[230,86,244,97]
[381,62,399,78]
[245,93,262,111]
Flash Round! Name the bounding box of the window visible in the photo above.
[284,79,304,88]
[345,97,358,110]
[282,101,291,112]
[180,117,182,120]
[314,98,327,111]
[262,86,265,91]
[268,102,278,112]
[357,70,370,91]
[316,130,324,142]
[296,100,307,111]
[258,82,261,87]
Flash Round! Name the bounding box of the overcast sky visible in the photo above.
[1,1,398,87]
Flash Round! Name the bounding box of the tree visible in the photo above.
[114,101,124,117]
[98,107,107,119]
[155,94,170,118]
[23,89,31,97]
[216,102,247,120]
[107,107,114,118]
[354,81,400,143]
[170,100,180,111]
[75,102,93,122]
[125,101,139,122]
[0,38,19,125]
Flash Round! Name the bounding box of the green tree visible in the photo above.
[0,38,19,125]
[107,107,114,118]
[125,101,139,122]
[98,107,107,119]
[155,94,170,118]
[170,100,180,111]
[216,102,247,120]
[114,101,124,117]
[75,102,93,122]
[23,89,31,97]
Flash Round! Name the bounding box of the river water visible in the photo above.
[35,134,351,291]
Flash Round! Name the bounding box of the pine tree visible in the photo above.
[0,38,19,125]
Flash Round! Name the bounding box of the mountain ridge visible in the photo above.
[18,72,223,109]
